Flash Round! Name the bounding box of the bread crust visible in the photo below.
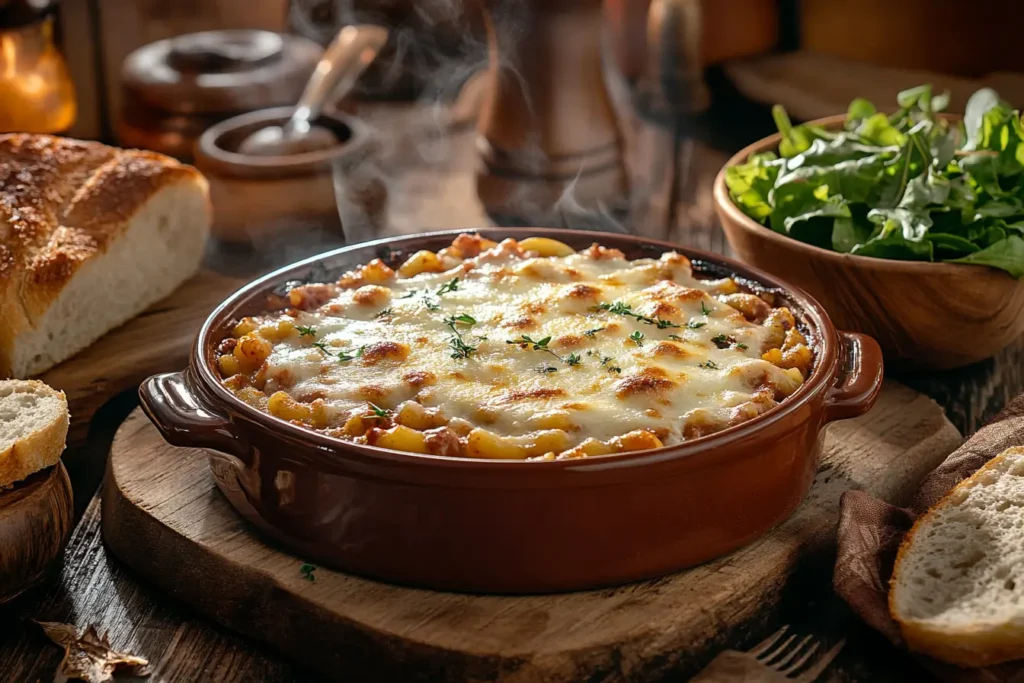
[0,380,69,487]
[0,134,209,377]
[890,446,1024,667]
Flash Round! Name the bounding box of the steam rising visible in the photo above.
[285,0,636,249]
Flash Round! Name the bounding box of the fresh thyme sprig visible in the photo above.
[698,360,719,370]
[300,563,316,582]
[444,313,478,359]
[583,327,606,338]
[398,277,461,312]
[313,341,363,362]
[711,334,749,351]
[592,301,681,329]
[600,356,622,373]
[436,277,460,295]
[506,334,583,368]
[366,402,391,419]
[629,330,645,347]
[701,300,712,316]
[296,325,317,337]
[375,308,393,319]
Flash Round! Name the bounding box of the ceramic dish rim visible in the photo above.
[191,227,841,471]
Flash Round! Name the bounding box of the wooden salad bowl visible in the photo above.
[714,114,1024,371]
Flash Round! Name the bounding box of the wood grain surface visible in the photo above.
[100,382,959,682]
[1,73,1021,683]
[0,463,73,606]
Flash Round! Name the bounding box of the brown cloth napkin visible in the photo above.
[834,394,1024,682]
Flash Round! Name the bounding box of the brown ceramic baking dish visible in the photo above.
[138,228,883,593]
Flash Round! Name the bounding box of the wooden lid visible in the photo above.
[121,30,322,115]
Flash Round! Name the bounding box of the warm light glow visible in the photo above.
[0,18,76,133]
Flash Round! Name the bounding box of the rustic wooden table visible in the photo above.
[2,68,1022,683]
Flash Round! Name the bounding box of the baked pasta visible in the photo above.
[214,234,815,460]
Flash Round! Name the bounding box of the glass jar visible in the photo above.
[0,13,75,133]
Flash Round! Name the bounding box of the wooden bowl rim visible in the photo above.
[714,113,1019,281]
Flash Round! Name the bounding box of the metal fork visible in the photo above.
[690,626,846,682]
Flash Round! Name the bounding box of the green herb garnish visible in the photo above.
[507,334,581,368]
[583,327,607,338]
[668,334,684,342]
[711,334,737,349]
[600,356,622,373]
[700,301,712,316]
[366,402,390,419]
[375,308,393,319]
[593,301,679,329]
[313,342,362,362]
[300,563,317,582]
[444,313,478,359]
[737,343,749,350]
[698,360,719,370]
[436,278,460,295]
[629,331,645,347]
[725,85,1024,278]
[296,325,317,337]
[687,321,706,329]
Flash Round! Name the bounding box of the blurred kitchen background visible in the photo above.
[2,0,1022,259]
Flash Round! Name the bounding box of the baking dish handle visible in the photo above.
[824,331,884,423]
[139,371,252,465]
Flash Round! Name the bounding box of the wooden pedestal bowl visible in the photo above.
[0,462,73,604]
[714,115,1024,371]
[475,0,628,226]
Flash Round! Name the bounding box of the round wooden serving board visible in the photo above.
[102,382,960,682]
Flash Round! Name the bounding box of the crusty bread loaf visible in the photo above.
[890,446,1024,667]
[0,134,210,378]
[0,380,69,487]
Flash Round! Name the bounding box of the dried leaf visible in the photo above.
[37,621,149,683]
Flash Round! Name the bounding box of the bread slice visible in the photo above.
[890,446,1024,667]
[0,134,210,378]
[0,380,69,487]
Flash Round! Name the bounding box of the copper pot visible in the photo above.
[138,228,883,593]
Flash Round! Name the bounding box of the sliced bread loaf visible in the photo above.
[890,446,1024,667]
[0,380,69,487]
[0,134,210,378]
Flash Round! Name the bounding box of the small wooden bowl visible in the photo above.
[194,107,376,244]
[714,114,1024,370]
[0,462,73,604]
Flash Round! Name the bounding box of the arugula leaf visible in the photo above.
[832,215,873,253]
[854,209,934,260]
[724,152,779,222]
[926,233,980,258]
[846,97,876,124]
[964,88,1003,151]
[726,84,1024,278]
[949,235,1024,278]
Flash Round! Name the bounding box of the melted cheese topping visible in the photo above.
[216,237,814,460]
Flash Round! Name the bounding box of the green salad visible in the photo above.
[725,85,1024,278]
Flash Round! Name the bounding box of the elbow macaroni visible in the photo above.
[214,234,815,460]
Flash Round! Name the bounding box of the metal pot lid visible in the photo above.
[122,29,322,115]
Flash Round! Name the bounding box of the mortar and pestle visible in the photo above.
[194,25,388,244]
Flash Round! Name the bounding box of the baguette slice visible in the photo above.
[0,134,210,378]
[0,380,69,487]
[890,446,1024,667]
